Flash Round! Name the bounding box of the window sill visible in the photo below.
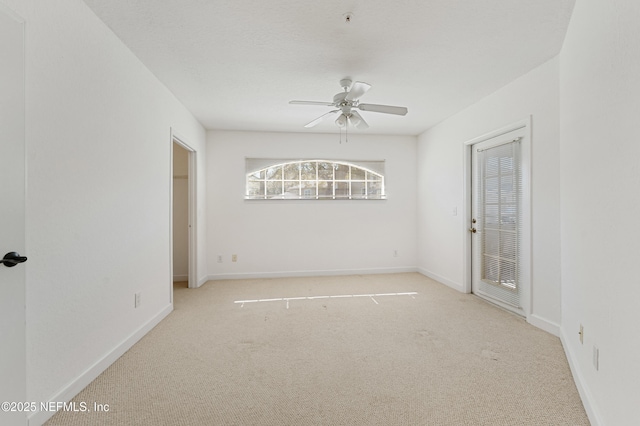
[244,197,387,201]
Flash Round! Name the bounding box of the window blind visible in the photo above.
[476,139,522,308]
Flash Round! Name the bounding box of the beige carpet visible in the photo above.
[46,273,589,425]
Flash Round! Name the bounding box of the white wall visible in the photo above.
[207,130,417,278]
[1,0,207,423]
[559,1,640,424]
[417,57,561,330]
[173,144,189,280]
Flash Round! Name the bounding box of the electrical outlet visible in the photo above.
[232,254,238,262]
[579,324,584,344]
[217,255,222,263]
[593,345,599,371]
[134,292,141,308]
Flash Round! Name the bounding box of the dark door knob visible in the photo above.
[2,252,28,267]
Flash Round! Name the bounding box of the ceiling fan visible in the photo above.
[289,78,408,129]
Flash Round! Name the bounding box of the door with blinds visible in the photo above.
[471,128,526,316]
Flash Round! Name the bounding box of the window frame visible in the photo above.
[245,159,386,200]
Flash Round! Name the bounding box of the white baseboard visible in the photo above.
[417,268,465,293]
[527,313,560,337]
[197,275,208,287]
[173,274,188,282]
[207,266,418,281]
[559,328,603,426]
[28,304,173,426]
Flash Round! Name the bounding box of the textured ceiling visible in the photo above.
[83,0,575,136]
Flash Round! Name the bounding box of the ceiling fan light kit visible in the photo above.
[289,78,408,133]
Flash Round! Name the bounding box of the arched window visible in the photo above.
[245,159,385,200]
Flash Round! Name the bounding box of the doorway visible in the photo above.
[173,143,189,284]
[464,119,531,318]
[171,132,197,302]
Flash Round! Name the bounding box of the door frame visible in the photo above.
[170,129,198,299]
[0,3,26,425]
[462,117,532,317]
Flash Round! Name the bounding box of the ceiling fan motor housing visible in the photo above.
[333,92,353,115]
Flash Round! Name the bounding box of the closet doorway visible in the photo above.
[171,133,197,302]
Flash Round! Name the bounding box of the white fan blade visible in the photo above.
[345,81,371,101]
[349,111,369,129]
[290,100,335,106]
[304,110,339,128]
[358,103,408,116]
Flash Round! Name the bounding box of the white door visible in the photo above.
[471,128,526,316]
[0,5,27,426]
